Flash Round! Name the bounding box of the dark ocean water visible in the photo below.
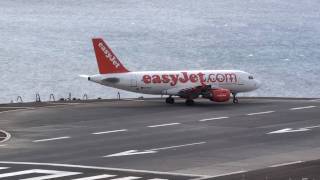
[0,0,319,102]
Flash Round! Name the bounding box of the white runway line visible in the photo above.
[0,161,201,178]
[122,99,144,102]
[109,176,141,180]
[0,108,35,114]
[247,111,275,116]
[0,167,9,170]
[0,107,28,109]
[0,169,81,179]
[150,142,206,151]
[199,117,229,122]
[32,136,71,143]
[210,171,247,178]
[72,174,116,180]
[305,125,320,129]
[47,103,84,106]
[269,161,304,168]
[290,106,317,111]
[310,99,320,102]
[104,142,206,157]
[92,129,128,135]
[147,123,181,128]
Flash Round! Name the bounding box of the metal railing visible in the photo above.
[35,93,41,102]
[8,92,137,103]
[16,96,23,103]
[83,94,88,100]
[49,94,56,102]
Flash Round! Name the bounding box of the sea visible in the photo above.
[0,0,319,103]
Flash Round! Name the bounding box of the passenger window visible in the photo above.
[248,76,254,80]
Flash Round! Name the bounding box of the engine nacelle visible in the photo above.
[210,89,231,102]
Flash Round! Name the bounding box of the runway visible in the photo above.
[0,97,320,179]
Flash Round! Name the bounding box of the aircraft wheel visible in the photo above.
[185,99,195,106]
[165,97,175,104]
[232,93,239,104]
[233,98,239,104]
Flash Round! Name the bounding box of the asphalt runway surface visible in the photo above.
[0,97,320,179]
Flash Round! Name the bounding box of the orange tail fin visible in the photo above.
[92,38,129,74]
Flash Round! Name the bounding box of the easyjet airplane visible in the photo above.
[81,38,261,105]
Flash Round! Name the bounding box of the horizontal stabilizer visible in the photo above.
[79,74,90,78]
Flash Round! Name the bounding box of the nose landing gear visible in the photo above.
[232,93,239,104]
[165,96,175,104]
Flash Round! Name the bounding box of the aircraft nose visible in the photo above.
[255,80,262,89]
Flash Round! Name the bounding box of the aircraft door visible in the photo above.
[130,75,138,88]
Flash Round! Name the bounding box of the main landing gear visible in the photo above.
[185,99,195,106]
[165,96,195,106]
[165,96,175,104]
[232,93,239,104]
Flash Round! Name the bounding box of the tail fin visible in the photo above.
[92,38,129,74]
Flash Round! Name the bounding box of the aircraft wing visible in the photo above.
[163,85,217,99]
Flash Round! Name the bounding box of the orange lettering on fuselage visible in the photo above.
[141,72,237,86]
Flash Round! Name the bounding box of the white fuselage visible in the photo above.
[89,70,260,96]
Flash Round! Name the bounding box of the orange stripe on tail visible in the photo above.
[92,38,129,74]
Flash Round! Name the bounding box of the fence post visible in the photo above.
[49,94,56,102]
[16,96,23,103]
[117,92,121,100]
[68,93,72,101]
[83,94,88,100]
[36,93,41,102]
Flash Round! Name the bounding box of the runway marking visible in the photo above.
[268,125,320,134]
[49,103,83,105]
[310,99,320,102]
[105,142,206,158]
[0,130,11,143]
[210,171,247,178]
[149,142,206,151]
[305,125,320,129]
[0,164,189,180]
[92,129,128,135]
[290,106,317,111]
[72,174,116,180]
[109,177,141,180]
[269,161,304,168]
[0,108,34,114]
[0,161,201,178]
[105,150,157,157]
[122,99,145,102]
[268,128,309,134]
[247,111,275,116]
[147,123,181,128]
[0,169,81,179]
[0,107,29,109]
[199,117,229,122]
[32,136,71,143]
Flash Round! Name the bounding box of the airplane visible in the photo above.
[81,38,261,105]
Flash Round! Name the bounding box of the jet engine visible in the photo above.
[210,89,231,102]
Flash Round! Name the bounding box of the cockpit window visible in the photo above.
[248,76,254,80]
